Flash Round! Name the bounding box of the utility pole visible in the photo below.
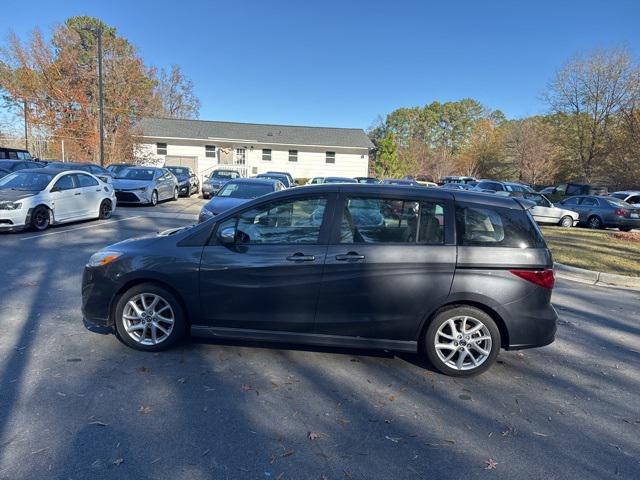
[97,26,105,167]
[23,99,28,151]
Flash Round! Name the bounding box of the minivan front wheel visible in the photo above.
[114,283,186,351]
[425,306,501,377]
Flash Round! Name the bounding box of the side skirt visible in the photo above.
[190,326,418,353]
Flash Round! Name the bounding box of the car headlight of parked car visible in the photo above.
[133,187,148,192]
[88,251,123,267]
[0,201,22,210]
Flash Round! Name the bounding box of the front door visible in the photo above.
[199,194,334,333]
[315,194,457,342]
[49,173,81,220]
[75,173,102,217]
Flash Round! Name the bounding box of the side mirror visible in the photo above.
[218,226,236,245]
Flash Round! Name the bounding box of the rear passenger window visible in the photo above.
[77,174,99,187]
[455,204,545,248]
[339,197,445,244]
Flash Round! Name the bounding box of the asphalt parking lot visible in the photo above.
[0,201,639,480]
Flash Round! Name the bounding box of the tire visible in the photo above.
[619,227,632,232]
[172,187,179,201]
[149,190,158,206]
[99,199,113,220]
[30,206,51,231]
[424,306,501,377]
[203,193,209,200]
[114,283,186,351]
[559,216,573,228]
[186,185,191,197]
[587,215,602,229]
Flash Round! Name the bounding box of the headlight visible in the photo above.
[0,201,22,210]
[133,187,148,192]
[88,251,123,267]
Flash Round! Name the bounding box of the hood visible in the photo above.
[113,179,152,190]
[204,196,249,214]
[0,189,38,202]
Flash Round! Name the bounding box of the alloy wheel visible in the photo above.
[434,315,492,371]
[100,200,113,219]
[121,293,175,346]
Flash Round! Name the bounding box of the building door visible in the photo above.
[234,148,248,177]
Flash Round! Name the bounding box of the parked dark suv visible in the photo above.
[82,185,557,376]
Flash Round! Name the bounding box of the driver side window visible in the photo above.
[215,196,328,245]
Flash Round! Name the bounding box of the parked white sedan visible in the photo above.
[0,168,116,232]
[610,191,640,208]
[498,191,579,227]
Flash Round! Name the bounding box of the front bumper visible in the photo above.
[115,189,152,204]
[0,207,30,231]
[81,266,118,327]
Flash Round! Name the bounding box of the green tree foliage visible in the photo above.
[371,132,402,178]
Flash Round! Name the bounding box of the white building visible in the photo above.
[135,117,373,181]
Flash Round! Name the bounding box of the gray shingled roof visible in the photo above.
[137,117,373,149]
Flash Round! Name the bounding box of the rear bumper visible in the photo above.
[498,301,557,350]
[605,217,640,228]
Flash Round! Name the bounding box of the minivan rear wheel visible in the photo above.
[114,283,186,351]
[425,306,501,377]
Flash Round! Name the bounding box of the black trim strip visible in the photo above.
[190,326,417,353]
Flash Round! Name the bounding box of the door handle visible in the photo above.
[286,253,315,262]
[335,252,365,261]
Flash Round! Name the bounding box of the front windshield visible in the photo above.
[168,167,188,177]
[108,164,130,175]
[0,171,54,191]
[610,193,628,200]
[218,182,273,199]
[211,171,238,180]
[117,168,155,181]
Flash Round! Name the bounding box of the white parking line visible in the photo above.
[19,215,144,240]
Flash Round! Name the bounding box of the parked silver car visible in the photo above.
[498,192,578,227]
[113,167,179,206]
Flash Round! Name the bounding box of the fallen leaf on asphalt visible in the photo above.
[112,458,124,466]
[308,431,319,441]
[276,473,284,480]
[336,418,350,425]
[150,458,161,464]
[484,458,498,470]
[241,384,253,392]
[89,421,108,427]
[320,475,329,480]
[269,453,277,465]
[177,377,186,383]
[532,432,548,437]
[281,450,294,458]
[202,449,210,457]
[388,395,396,401]
[137,366,149,373]
[445,439,456,444]
[385,436,400,443]
[139,405,152,414]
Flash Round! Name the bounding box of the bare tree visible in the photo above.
[544,48,637,182]
[154,65,200,119]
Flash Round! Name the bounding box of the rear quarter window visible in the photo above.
[455,203,545,248]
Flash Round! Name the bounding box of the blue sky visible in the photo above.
[3,0,639,129]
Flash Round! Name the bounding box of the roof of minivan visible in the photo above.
[289,184,524,209]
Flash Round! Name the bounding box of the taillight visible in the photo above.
[509,269,555,289]
[614,209,627,217]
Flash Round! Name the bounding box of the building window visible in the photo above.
[205,145,216,158]
[289,150,298,162]
[262,148,272,161]
[252,166,258,174]
[156,143,167,155]
[326,151,335,164]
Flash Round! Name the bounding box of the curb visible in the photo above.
[554,262,640,291]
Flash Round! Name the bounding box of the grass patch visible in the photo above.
[540,226,640,277]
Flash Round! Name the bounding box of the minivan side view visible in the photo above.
[82,185,557,377]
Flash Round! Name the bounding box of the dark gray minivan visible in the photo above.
[82,185,557,376]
